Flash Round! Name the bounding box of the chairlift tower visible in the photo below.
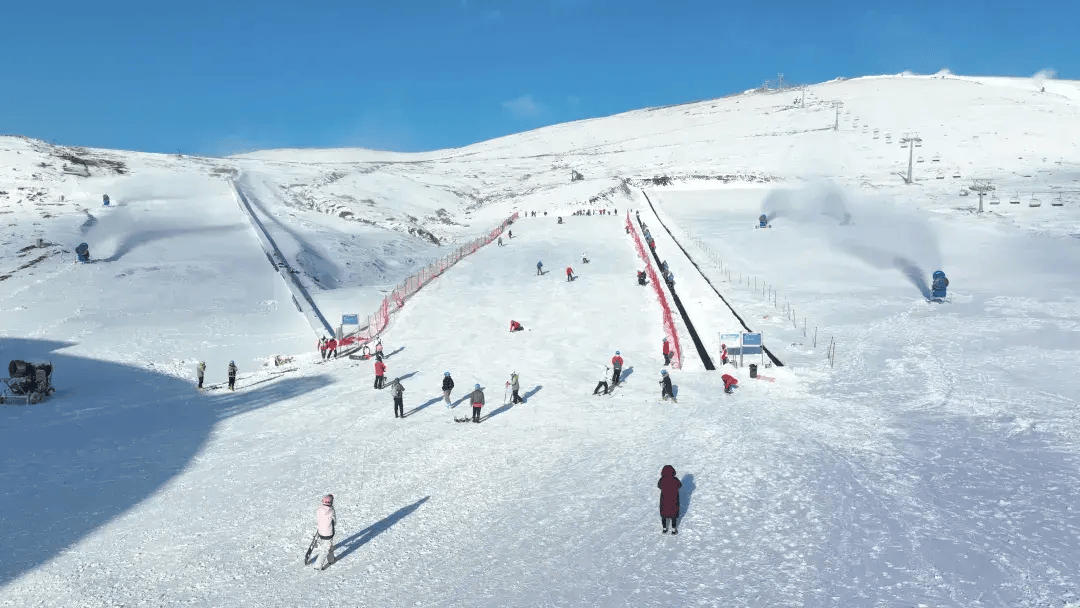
[970,179,994,213]
[833,101,843,130]
[901,133,923,184]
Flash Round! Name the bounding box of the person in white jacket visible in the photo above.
[313,494,336,570]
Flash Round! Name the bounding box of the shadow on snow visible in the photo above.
[335,496,430,563]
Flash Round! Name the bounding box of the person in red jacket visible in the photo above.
[374,360,387,389]
[326,337,338,359]
[611,351,623,386]
[662,338,672,366]
[657,465,682,534]
[566,266,575,282]
[722,373,738,394]
[509,320,524,332]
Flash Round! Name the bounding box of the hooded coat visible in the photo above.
[657,465,682,518]
[442,375,455,391]
[722,374,738,391]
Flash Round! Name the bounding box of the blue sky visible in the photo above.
[2,0,1076,155]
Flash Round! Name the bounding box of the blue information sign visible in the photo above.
[342,314,359,325]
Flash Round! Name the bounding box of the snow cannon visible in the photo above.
[931,271,949,299]
[759,214,768,228]
[102,194,110,206]
[75,242,90,263]
[3,360,55,404]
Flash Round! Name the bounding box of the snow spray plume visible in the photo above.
[761,181,941,297]
[88,208,241,262]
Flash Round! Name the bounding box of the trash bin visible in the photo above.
[749,364,758,379]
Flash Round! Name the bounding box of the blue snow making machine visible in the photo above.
[932,270,949,299]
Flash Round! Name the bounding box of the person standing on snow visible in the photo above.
[536,260,544,275]
[319,336,328,360]
[374,359,387,389]
[391,378,405,418]
[196,361,206,389]
[312,494,336,569]
[508,229,513,239]
[581,252,589,264]
[566,266,575,282]
[662,338,673,366]
[375,339,384,362]
[470,384,485,423]
[227,360,237,391]
[442,371,455,406]
[593,366,611,395]
[657,465,682,534]
[326,337,338,360]
[720,343,729,366]
[611,351,624,386]
[660,369,676,402]
[498,236,504,246]
[507,372,523,404]
[722,373,739,394]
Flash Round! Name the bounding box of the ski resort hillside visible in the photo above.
[2,73,1080,607]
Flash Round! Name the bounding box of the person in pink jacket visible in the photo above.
[313,494,336,570]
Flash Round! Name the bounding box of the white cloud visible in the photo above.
[502,94,544,118]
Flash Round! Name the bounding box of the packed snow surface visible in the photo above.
[2,72,1080,607]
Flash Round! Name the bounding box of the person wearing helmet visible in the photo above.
[720,343,729,366]
[227,360,238,391]
[442,371,455,406]
[391,378,405,418]
[313,494,336,570]
[662,338,672,366]
[660,369,676,402]
[536,260,544,275]
[470,383,485,423]
[196,361,206,389]
[374,359,387,389]
[611,351,624,386]
[507,372,523,404]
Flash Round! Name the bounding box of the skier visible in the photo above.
[507,372,523,404]
[470,383,485,423]
[375,339,384,362]
[637,270,647,286]
[509,320,524,332]
[720,343,729,366]
[227,360,237,391]
[196,361,206,389]
[660,369,676,402]
[391,378,405,418]
[665,272,675,289]
[722,373,739,394]
[566,266,575,282]
[312,494,336,569]
[662,338,672,366]
[326,337,338,360]
[611,351,624,386]
[536,260,544,275]
[319,336,328,360]
[508,229,513,239]
[657,465,682,534]
[581,252,589,264]
[374,359,387,389]
[442,371,455,406]
[498,236,504,246]
[593,366,610,395]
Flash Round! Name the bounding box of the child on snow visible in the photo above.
[470,384,485,423]
[391,378,405,418]
[508,372,523,404]
[660,369,676,402]
[313,494,336,569]
[509,320,524,332]
[611,351,624,386]
[442,372,455,406]
[722,374,739,394]
[662,338,672,366]
[227,361,237,391]
[593,366,610,395]
[720,344,729,366]
[657,465,682,534]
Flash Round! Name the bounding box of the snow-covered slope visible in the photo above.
[3,72,1080,607]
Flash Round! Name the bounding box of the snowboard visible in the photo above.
[454,417,475,423]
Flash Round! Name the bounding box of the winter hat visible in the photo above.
[660,370,667,375]
[322,494,334,506]
[230,360,235,364]
[662,338,668,342]
[721,343,726,349]
[615,351,620,355]
[474,383,481,389]
[444,371,451,377]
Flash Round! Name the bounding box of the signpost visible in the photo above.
[740,332,764,369]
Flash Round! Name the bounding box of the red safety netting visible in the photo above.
[626,212,682,368]
[336,212,520,349]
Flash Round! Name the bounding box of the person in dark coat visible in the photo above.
[391,378,404,418]
[657,465,682,534]
[227,360,238,391]
[442,371,455,406]
[660,369,676,402]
